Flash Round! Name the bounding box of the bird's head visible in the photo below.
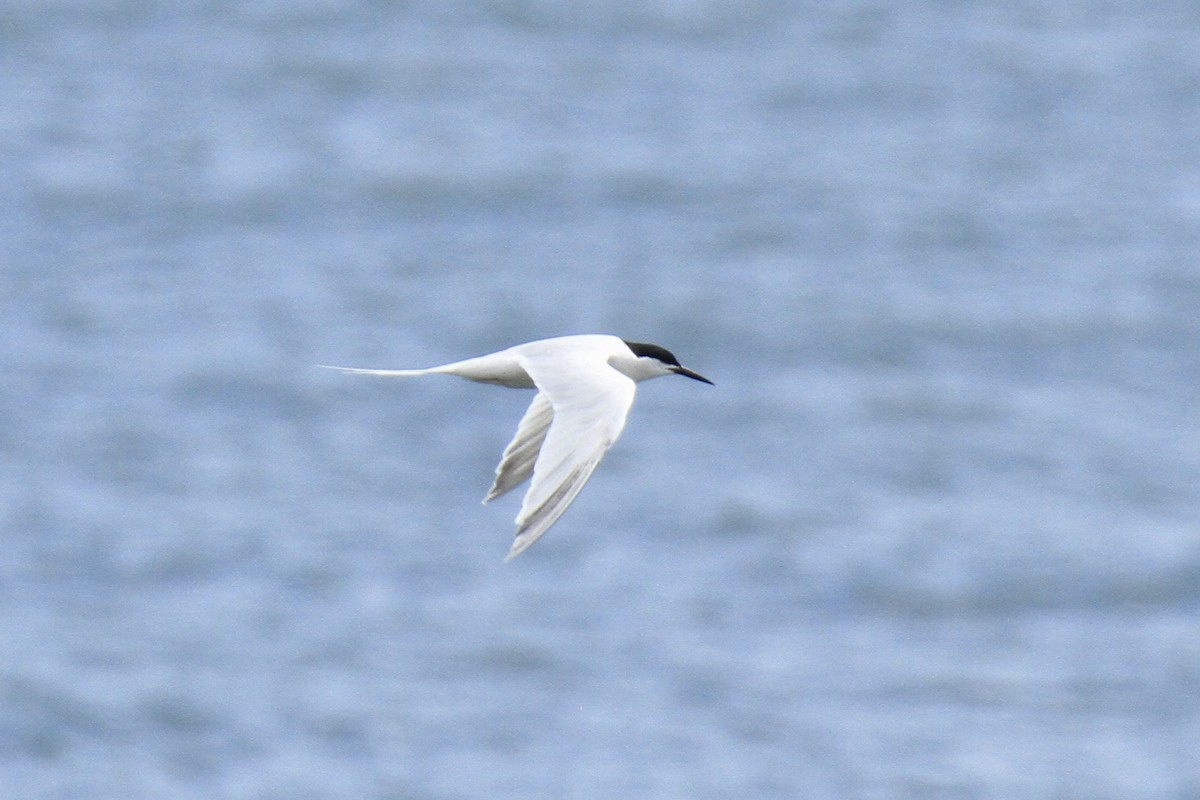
[619,340,714,385]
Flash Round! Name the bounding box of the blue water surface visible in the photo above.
[2,1,1199,798]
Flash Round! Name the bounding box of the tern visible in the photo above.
[322,334,712,560]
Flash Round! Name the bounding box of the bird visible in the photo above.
[322,334,712,560]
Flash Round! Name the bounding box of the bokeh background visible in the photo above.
[3,1,1199,798]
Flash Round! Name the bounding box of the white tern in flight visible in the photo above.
[322,334,712,560]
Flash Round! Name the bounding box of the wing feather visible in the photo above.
[504,349,637,560]
[485,392,554,503]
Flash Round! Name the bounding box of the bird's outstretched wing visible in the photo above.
[503,348,637,560]
[484,391,553,503]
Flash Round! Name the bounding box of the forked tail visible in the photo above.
[317,365,437,377]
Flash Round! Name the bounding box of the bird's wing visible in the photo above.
[504,350,637,560]
[484,391,554,503]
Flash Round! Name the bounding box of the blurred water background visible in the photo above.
[3,1,1200,798]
